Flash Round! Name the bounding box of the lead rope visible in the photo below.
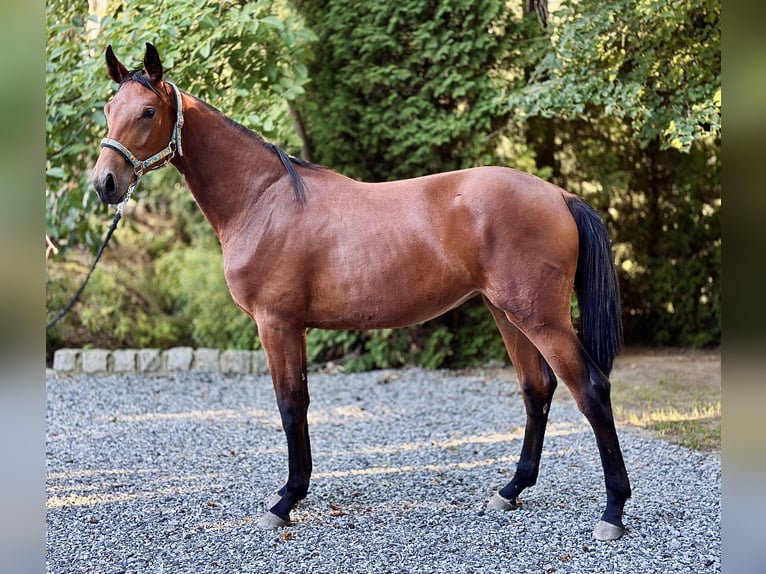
[45,183,136,332]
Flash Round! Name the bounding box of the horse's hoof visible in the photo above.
[265,492,283,509]
[593,519,625,541]
[487,492,520,511]
[256,511,289,529]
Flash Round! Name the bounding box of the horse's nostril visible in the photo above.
[104,173,115,197]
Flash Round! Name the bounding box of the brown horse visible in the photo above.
[92,43,630,540]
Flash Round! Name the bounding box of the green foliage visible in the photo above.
[45,252,182,358]
[613,141,721,347]
[154,243,260,350]
[307,324,455,372]
[450,302,509,368]
[46,0,315,252]
[549,117,720,348]
[295,0,521,181]
[46,219,261,356]
[75,268,180,349]
[508,0,720,152]
[46,2,111,253]
[47,0,721,366]
[507,0,721,347]
[306,301,513,371]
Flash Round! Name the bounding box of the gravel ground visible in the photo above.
[46,368,720,574]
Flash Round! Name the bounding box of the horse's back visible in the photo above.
[225,164,579,330]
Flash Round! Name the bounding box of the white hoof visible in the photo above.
[487,492,519,511]
[256,511,289,529]
[265,492,283,509]
[593,519,625,541]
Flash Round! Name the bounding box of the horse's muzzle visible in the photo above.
[92,170,125,205]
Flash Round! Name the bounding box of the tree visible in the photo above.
[507,0,720,152]
[509,0,721,346]
[294,0,524,181]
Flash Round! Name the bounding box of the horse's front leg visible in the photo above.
[255,316,312,528]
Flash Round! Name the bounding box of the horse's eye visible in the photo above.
[142,108,156,119]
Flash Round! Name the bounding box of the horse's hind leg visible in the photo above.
[484,298,558,511]
[524,322,631,540]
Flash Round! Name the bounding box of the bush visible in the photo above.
[154,243,260,351]
[307,323,455,372]
[296,0,520,181]
[46,249,183,362]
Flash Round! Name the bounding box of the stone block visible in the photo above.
[137,349,161,372]
[52,348,80,372]
[252,350,269,374]
[193,348,220,371]
[111,349,137,372]
[81,349,110,373]
[164,346,194,371]
[220,350,251,374]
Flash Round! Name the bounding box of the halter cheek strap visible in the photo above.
[100,81,185,207]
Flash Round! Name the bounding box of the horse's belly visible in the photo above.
[305,277,478,330]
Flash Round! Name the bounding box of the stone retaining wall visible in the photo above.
[52,347,269,375]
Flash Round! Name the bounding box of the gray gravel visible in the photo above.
[46,368,720,573]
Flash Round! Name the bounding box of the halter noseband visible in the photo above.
[100,81,184,207]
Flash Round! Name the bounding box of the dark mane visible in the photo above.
[264,143,312,204]
[198,98,320,204]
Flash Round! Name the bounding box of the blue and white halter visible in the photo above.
[100,81,185,212]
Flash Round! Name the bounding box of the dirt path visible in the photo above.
[611,346,721,389]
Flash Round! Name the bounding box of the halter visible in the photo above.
[100,81,185,210]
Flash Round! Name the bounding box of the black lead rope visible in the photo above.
[46,206,125,332]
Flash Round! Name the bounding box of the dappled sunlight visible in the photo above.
[314,421,586,458]
[48,468,156,481]
[313,421,589,479]
[46,468,227,510]
[100,404,390,427]
[312,444,586,481]
[47,491,141,509]
[308,404,390,424]
[313,456,520,480]
[46,421,590,511]
[619,403,720,427]
[105,408,276,424]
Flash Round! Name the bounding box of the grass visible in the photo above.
[614,399,720,451]
[609,351,721,452]
[476,349,721,452]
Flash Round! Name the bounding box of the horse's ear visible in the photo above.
[105,45,129,84]
[143,42,163,83]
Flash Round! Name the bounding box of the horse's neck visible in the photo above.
[171,95,283,240]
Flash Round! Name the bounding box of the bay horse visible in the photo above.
[92,43,630,540]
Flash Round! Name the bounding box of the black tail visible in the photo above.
[565,195,623,375]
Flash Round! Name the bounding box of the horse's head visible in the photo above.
[92,43,181,204]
